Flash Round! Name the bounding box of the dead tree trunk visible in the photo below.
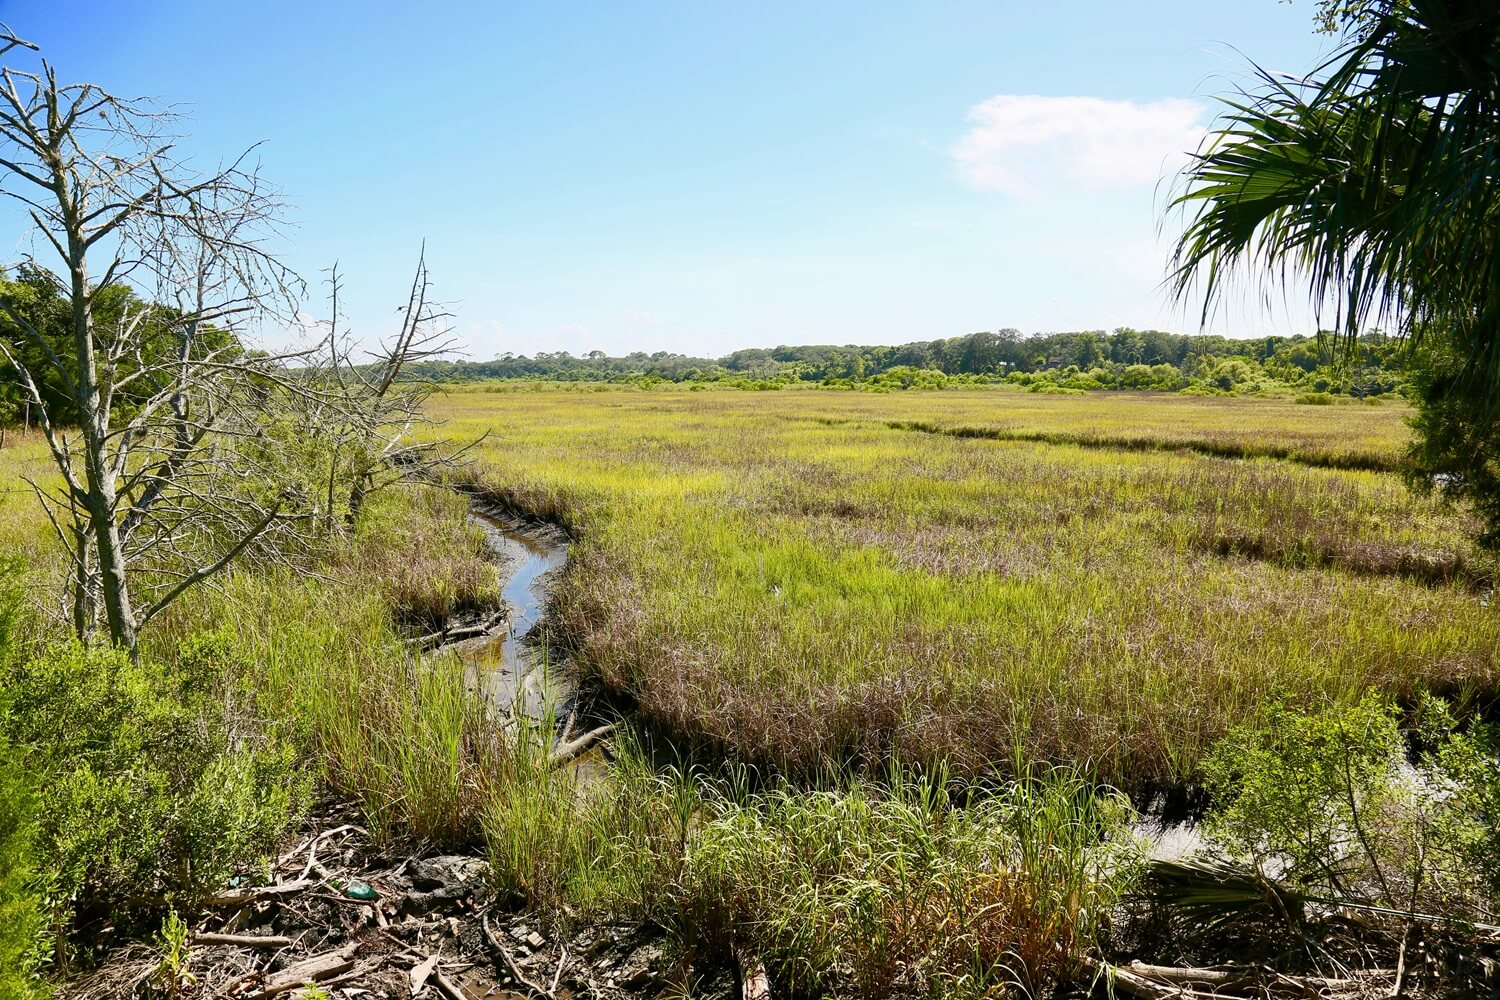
[0,48,466,657]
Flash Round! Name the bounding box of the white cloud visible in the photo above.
[623,306,661,326]
[952,94,1206,197]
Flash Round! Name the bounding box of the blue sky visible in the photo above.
[0,2,1337,359]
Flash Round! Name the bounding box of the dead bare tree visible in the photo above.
[0,48,459,657]
[308,245,468,536]
[0,23,37,59]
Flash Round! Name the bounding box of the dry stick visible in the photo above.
[432,969,470,1000]
[299,960,383,996]
[245,947,357,999]
[481,913,552,999]
[409,954,440,996]
[204,878,316,907]
[557,704,579,746]
[550,724,616,769]
[308,892,380,907]
[193,933,296,949]
[738,952,771,1000]
[549,945,568,996]
[1076,957,1197,1000]
[1090,957,1365,999]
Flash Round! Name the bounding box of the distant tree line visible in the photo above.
[397,327,1407,398]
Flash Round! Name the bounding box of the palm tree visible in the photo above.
[1168,0,1500,539]
[1171,0,1499,376]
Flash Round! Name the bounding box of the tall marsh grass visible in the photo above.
[481,731,1143,998]
[422,388,1498,787]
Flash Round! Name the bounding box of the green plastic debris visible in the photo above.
[341,880,379,900]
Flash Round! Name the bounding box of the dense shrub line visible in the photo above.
[393,328,1405,404]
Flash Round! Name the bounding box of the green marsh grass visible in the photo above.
[1,388,1492,994]
[424,387,1498,787]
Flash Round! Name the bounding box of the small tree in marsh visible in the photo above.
[0,43,455,656]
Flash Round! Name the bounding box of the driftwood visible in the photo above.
[1079,956,1377,999]
[193,932,295,949]
[1079,958,1200,1000]
[550,724,616,769]
[482,912,553,999]
[245,946,357,999]
[407,608,508,649]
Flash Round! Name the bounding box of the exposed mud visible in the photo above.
[60,800,699,1000]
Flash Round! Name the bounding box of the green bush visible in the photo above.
[1203,695,1404,897]
[1202,695,1498,921]
[0,559,48,997]
[0,739,48,999]
[1,636,306,944]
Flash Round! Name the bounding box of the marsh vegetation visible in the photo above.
[3,0,1500,996]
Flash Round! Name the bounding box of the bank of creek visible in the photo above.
[443,503,572,719]
[65,496,698,1000]
[61,494,1352,1000]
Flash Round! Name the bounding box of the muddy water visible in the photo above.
[445,508,570,717]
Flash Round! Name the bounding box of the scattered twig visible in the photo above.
[481,912,552,999]
[277,823,367,869]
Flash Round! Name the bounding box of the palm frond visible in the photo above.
[1169,0,1500,396]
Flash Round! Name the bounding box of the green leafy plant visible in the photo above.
[147,909,195,999]
[0,638,305,951]
[0,739,49,999]
[1196,693,1499,983]
[1202,694,1406,899]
